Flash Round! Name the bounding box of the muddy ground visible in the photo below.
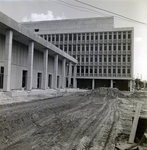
[0,88,147,150]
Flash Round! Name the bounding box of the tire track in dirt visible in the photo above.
[2,93,97,149]
[65,96,108,149]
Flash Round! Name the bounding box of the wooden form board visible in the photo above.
[129,103,142,143]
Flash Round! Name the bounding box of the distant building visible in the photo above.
[23,17,134,91]
[0,12,77,93]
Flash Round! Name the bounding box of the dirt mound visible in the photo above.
[128,91,147,98]
[89,87,125,98]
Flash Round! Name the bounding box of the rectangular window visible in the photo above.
[118,55,121,62]
[123,44,126,50]
[123,32,126,39]
[78,34,81,41]
[86,56,89,62]
[86,44,89,51]
[86,67,88,73]
[90,68,93,73]
[104,44,107,51]
[99,55,102,62]
[118,32,121,39]
[104,68,107,73]
[108,68,111,73]
[113,32,116,39]
[69,34,72,41]
[86,33,89,40]
[52,35,54,41]
[82,33,85,40]
[123,68,126,74]
[109,44,111,51]
[113,67,116,73]
[91,44,93,51]
[104,55,107,62]
[100,33,103,40]
[77,66,80,73]
[73,34,76,41]
[95,33,98,40]
[94,68,97,73]
[109,33,112,39]
[113,44,116,50]
[99,44,102,51]
[78,45,80,51]
[60,34,63,41]
[65,34,68,41]
[81,67,84,74]
[104,33,107,39]
[127,56,131,62]
[91,33,94,40]
[128,32,131,39]
[113,55,116,62]
[90,56,93,62]
[82,44,85,51]
[123,55,126,62]
[82,57,84,62]
[108,55,111,62]
[118,44,121,50]
[95,56,97,62]
[56,35,59,41]
[127,68,130,74]
[128,43,131,50]
[69,45,72,51]
[99,68,102,73]
[64,45,67,52]
[118,68,121,74]
[95,44,98,51]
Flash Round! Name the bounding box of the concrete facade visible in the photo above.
[23,17,134,90]
[0,12,77,92]
[23,17,134,91]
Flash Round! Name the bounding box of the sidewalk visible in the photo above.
[0,88,88,105]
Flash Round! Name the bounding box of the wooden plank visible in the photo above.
[129,103,142,143]
[115,143,137,150]
[144,133,147,139]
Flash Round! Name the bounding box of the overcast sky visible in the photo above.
[0,0,147,80]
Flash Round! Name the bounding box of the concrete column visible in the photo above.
[3,30,13,91]
[129,80,133,91]
[73,64,77,88]
[62,58,66,88]
[27,41,34,91]
[68,61,72,87]
[110,79,113,88]
[42,49,48,89]
[92,79,95,89]
[54,54,58,89]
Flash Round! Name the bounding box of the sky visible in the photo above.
[0,0,147,80]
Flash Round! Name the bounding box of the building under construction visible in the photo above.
[23,17,134,91]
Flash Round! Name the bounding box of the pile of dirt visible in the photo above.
[128,91,147,98]
[88,87,125,98]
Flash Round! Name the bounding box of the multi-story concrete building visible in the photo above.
[23,17,134,91]
[0,12,77,93]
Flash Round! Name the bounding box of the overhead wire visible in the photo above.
[54,0,111,17]
[74,0,147,26]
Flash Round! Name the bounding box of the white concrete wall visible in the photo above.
[0,34,5,62]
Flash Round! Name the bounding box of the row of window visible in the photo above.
[56,43,131,51]
[77,66,131,74]
[40,31,132,42]
[76,55,131,63]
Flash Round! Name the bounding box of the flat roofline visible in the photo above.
[0,11,77,64]
[22,16,114,24]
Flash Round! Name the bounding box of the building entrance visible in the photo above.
[0,67,4,89]
[22,70,27,89]
[48,74,52,88]
[37,73,42,89]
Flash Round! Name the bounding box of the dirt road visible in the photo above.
[0,88,146,150]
